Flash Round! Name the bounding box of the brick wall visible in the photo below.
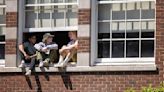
[78,37,90,53]
[6,12,18,27]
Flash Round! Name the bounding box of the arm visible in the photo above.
[19,44,30,59]
[46,43,58,50]
[64,40,78,50]
[34,42,44,51]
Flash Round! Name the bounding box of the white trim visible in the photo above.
[98,19,155,22]
[98,38,155,41]
[99,0,156,4]
[0,5,6,8]
[25,3,78,7]
[0,42,5,44]
[0,24,6,26]
[96,57,155,63]
[0,60,5,66]
[24,26,78,32]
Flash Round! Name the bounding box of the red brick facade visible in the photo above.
[6,12,18,27]
[78,37,90,53]
[78,9,91,25]
[5,39,17,54]
[1,0,164,92]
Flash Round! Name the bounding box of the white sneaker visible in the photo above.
[43,59,49,66]
[39,61,44,68]
[25,70,31,76]
[18,60,25,68]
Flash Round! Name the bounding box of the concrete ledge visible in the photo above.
[0,64,157,73]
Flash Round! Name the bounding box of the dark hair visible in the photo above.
[28,34,36,39]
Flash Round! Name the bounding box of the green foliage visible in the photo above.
[125,82,164,92]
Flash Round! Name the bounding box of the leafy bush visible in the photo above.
[125,82,164,92]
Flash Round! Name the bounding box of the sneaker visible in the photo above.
[43,59,49,66]
[39,61,44,68]
[18,60,25,68]
[25,70,31,76]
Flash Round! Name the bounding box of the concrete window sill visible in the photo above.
[0,64,157,73]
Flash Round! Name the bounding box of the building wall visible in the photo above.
[1,0,164,92]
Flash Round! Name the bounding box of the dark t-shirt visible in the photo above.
[23,42,36,55]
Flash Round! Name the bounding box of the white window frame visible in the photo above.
[24,0,78,33]
[0,3,6,66]
[91,0,156,66]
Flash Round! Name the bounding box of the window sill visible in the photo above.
[0,64,157,73]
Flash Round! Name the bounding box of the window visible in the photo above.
[24,0,78,32]
[95,0,155,64]
[0,0,5,64]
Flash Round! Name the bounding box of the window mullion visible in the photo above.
[139,2,142,58]
[124,3,127,58]
[110,4,112,58]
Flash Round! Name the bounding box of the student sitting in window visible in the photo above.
[34,33,58,68]
[18,35,37,76]
[54,31,78,68]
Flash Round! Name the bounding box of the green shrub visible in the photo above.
[125,82,164,92]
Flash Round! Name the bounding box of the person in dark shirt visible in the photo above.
[18,35,37,76]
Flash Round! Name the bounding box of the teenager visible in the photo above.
[18,35,37,76]
[54,31,78,67]
[34,33,58,67]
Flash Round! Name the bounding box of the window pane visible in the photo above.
[38,0,51,3]
[25,7,38,28]
[112,22,125,38]
[98,41,110,58]
[66,5,78,26]
[98,4,111,20]
[112,41,124,58]
[98,22,110,39]
[52,6,65,27]
[0,35,4,41]
[38,6,51,27]
[126,22,139,38]
[0,26,5,35]
[126,40,139,57]
[141,2,155,19]
[0,44,4,59]
[65,0,77,3]
[141,21,155,38]
[141,40,154,57]
[127,2,140,19]
[51,0,63,3]
[112,3,125,20]
[26,0,37,4]
[0,8,5,24]
[0,0,5,5]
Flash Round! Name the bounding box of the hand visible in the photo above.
[41,48,48,53]
[24,54,30,60]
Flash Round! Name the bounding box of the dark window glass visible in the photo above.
[126,40,139,57]
[141,40,154,57]
[98,41,110,58]
[112,41,124,58]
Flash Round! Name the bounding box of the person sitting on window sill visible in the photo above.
[18,35,37,76]
[54,31,78,68]
[34,33,58,68]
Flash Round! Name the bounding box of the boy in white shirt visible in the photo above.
[34,33,58,67]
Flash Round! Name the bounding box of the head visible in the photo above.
[42,33,54,44]
[68,31,77,40]
[28,35,36,44]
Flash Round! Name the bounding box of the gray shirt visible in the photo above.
[23,42,36,55]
